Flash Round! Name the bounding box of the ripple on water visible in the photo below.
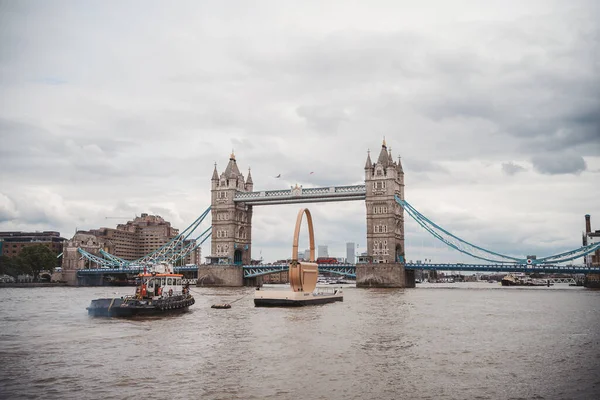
[1,285,599,399]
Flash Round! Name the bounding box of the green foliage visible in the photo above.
[17,245,58,278]
[0,255,25,277]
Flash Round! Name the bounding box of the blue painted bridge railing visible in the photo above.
[243,264,357,278]
[242,263,600,278]
[77,265,200,276]
[76,263,599,278]
[406,263,600,274]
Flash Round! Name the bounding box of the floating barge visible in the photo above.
[254,208,344,307]
[254,288,343,307]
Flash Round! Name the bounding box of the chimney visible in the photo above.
[585,214,591,234]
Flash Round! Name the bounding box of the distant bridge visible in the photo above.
[77,265,199,275]
[75,263,599,279]
[243,263,358,278]
[240,263,600,278]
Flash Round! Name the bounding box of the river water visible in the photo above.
[0,283,598,400]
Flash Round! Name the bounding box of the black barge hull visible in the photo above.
[87,295,195,317]
[254,296,343,307]
[584,274,600,289]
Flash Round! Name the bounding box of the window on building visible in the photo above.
[373,181,386,190]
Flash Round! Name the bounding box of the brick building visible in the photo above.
[80,213,200,264]
[583,214,600,267]
[0,231,66,259]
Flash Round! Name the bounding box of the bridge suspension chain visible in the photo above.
[162,226,212,265]
[78,206,212,268]
[532,242,600,264]
[396,196,600,265]
[133,206,211,265]
[395,195,521,263]
[78,248,120,268]
[99,249,129,267]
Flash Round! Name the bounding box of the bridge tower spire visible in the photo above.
[209,152,253,265]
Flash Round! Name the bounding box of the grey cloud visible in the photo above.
[0,1,598,262]
[502,162,526,176]
[296,105,349,134]
[531,153,587,175]
[0,193,18,223]
[404,159,449,174]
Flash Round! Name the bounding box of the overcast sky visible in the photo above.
[1,0,598,264]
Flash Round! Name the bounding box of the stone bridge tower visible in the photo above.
[364,139,405,263]
[210,152,253,265]
[358,139,413,287]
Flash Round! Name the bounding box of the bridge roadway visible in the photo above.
[77,265,199,275]
[242,263,600,278]
[233,184,366,206]
[76,263,600,279]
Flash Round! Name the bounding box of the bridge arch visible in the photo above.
[395,244,404,263]
[234,249,243,265]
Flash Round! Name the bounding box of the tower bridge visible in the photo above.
[203,140,411,287]
[70,139,600,287]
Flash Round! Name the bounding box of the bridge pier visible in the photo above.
[356,263,415,288]
[243,276,263,287]
[197,265,244,287]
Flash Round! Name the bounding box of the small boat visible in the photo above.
[501,273,553,287]
[87,263,195,317]
[501,274,520,286]
[211,303,231,309]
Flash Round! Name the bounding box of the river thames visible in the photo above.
[0,283,598,399]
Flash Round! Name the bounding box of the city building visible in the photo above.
[583,214,600,266]
[78,214,199,265]
[318,245,329,258]
[303,249,311,261]
[357,252,370,263]
[346,242,355,264]
[0,231,66,259]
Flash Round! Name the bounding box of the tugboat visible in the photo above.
[87,263,195,317]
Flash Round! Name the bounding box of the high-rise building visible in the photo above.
[303,249,311,261]
[346,242,355,264]
[318,245,329,258]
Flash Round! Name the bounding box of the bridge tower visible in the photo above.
[364,139,405,263]
[209,152,253,265]
[358,139,413,287]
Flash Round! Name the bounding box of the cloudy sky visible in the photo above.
[1,0,598,264]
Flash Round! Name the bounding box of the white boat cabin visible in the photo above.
[137,273,187,299]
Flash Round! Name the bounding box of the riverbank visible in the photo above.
[0,282,69,288]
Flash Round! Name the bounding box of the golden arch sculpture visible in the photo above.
[289,208,318,293]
